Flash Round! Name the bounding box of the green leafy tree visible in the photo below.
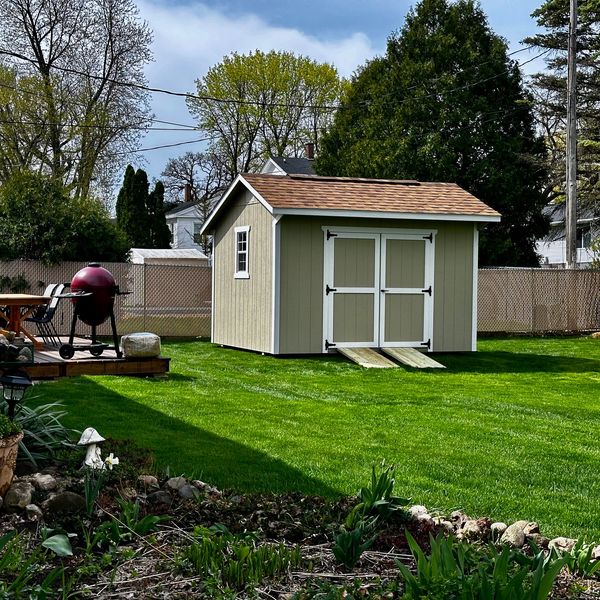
[0,0,152,198]
[187,50,344,180]
[0,170,128,264]
[316,0,549,266]
[525,0,600,214]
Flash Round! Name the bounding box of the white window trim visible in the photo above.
[234,225,250,279]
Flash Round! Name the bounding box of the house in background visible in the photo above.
[202,172,500,356]
[261,143,317,176]
[165,200,204,250]
[536,204,599,267]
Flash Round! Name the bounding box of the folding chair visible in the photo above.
[24,283,65,346]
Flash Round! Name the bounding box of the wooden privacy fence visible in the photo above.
[478,268,600,333]
[2,262,599,337]
[0,260,212,338]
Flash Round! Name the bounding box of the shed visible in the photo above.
[201,173,500,355]
[129,248,209,267]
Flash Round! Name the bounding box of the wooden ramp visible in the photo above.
[337,347,398,368]
[382,347,445,369]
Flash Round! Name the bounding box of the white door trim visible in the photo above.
[323,230,380,351]
[379,233,435,349]
[322,227,436,352]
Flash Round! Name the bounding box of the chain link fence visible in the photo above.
[478,268,600,333]
[3,262,599,338]
[0,260,211,338]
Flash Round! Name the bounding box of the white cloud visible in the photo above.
[135,0,380,179]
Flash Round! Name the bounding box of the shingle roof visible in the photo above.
[242,173,500,219]
[271,156,316,175]
[165,200,198,216]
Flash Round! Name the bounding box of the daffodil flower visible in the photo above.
[104,453,119,470]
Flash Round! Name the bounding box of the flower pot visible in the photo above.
[0,431,23,497]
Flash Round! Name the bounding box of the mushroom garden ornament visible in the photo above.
[78,427,106,469]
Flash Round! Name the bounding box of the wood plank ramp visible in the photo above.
[381,347,445,369]
[337,347,398,368]
[16,337,170,380]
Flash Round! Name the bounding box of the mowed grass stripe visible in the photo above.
[30,337,600,540]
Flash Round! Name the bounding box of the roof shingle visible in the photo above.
[242,173,500,218]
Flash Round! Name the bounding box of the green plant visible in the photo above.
[0,413,22,438]
[93,500,169,548]
[0,400,77,467]
[331,519,378,570]
[552,538,600,578]
[397,532,566,600]
[345,460,410,528]
[185,525,302,591]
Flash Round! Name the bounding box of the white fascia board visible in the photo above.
[273,208,501,223]
[260,158,286,175]
[200,175,274,234]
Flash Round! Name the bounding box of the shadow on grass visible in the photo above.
[42,378,340,498]
[434,350,600,374]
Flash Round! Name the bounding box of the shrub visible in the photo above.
[0,414,21,438]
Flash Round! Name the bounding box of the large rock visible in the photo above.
[165,476,187,491]
[138,475,159,488]
[4,481,34,511]
[44,492,86,516]
[147,490,173,509]
[26,504,43,521]
[548,537,577,553]
[500,520,528,548]
[31,473,58,492]
[178,484,201,500]
[409,505,428,518]
[121,332,161,358]
[491,522,508,540]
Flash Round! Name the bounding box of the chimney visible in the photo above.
[304,142,315,160]
[184,183,192,203]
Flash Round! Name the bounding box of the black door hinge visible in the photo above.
[422,285,432,296]
[421,338,431,350]
[326,284,337,295]
[325,339,336,350]
[423,233,433,242]
[326,230,338,240]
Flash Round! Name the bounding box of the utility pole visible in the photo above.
[565,0,578,268]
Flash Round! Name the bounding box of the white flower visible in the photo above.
[104,453,119,470]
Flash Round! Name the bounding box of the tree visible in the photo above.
[116,165,152,247]
[316,0,550,267]
[0,0,152,199]
[187,50,344,181]
[525,0,600,213]
[0,170,129,264]
[147,181,172,248]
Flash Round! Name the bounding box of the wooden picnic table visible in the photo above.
[0,294,51,348]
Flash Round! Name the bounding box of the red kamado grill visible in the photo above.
[59,263,127,360]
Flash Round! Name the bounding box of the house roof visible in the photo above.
[270,157,316,175]
[202,173,500,233]
[165,201,198,216]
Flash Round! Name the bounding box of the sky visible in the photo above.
[134,0,547,188]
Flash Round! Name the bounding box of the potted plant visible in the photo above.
[0,414,23,496]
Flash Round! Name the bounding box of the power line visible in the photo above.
[0,43,547,113]
[112,136,217,155]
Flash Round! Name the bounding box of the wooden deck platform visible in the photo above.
[13,337,170,380]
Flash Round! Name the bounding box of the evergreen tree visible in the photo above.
[316,0,549,266]
[116,165,152,247]
[525,0,600,213]
[148,181,172,248]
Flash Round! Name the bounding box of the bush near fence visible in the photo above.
[2,262,598,338]
[0,260,211,338]
[478,268,600,333]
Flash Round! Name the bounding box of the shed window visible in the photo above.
[234,226,250,279]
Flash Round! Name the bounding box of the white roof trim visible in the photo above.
[200,175,274,234]
[272,208,501,223]
[260,158,286,175]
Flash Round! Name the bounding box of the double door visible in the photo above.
[323,228,435,350]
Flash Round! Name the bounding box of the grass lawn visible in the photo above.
[30,337,600,540]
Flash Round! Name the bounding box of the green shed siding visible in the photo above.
[278,217,475,353]
[212,189,273,353]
